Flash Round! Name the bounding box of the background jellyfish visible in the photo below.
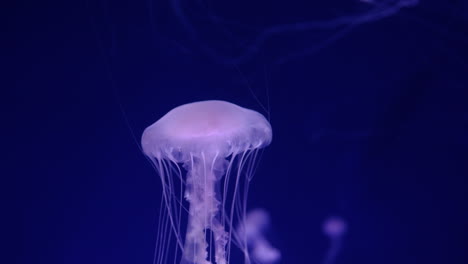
[322,217,347,264]
[141,100,275,264]
[238,209,281,264]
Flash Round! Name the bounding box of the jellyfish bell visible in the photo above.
[322,216,347,240]
[142,100,271,161]
[141,100,272,264]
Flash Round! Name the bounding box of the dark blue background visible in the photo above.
[10,0,467,263]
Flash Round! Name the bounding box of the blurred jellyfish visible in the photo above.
[322,217,347,264]
[237,209,281,264]
[141,100,273,264]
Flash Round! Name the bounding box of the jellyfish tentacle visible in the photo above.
[182,153,228,264]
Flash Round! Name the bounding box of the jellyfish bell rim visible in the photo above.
[141,100,272,163]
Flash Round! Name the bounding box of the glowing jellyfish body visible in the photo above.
[239,209,281,264]
[322,217,347,264]
[141,100,272,264]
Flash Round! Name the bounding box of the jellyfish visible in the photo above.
[237,209,281,264]
[141,100,273,264]
[321,216,347,264]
